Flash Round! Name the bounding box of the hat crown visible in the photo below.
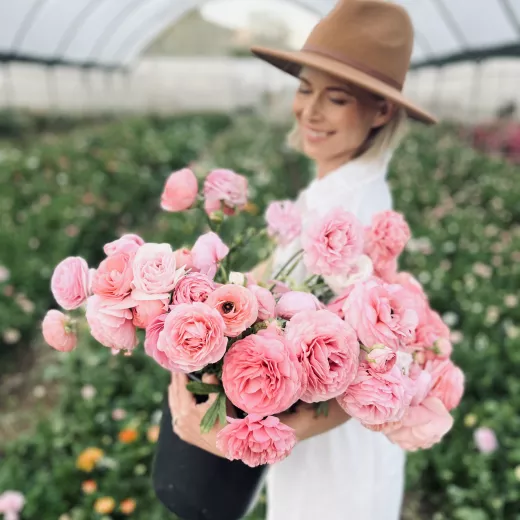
[303,0,414,88]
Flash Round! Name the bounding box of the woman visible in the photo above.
[168,1,437,519]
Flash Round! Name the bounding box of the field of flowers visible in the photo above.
[0,112,519,520]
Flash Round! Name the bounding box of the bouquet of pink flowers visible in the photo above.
[43,166,464,468]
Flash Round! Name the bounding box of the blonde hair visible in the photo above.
[286,107,409,162]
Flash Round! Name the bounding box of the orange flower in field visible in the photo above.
[118,427,138,444]
[81,480,97,494]
[76,447,104,472]
[147,425,160,443]
[94,497,115,515]
[120,498,137,515]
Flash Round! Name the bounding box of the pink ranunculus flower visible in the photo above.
[203,168,248,215]
[285,310,360,402]
[173,272,216,305]
[409,366,433,406]
[426,359,464,411]
[364,344,396,373]
[160,168,198,212]
[156,302,227,372]
[191,232,229,279]
[386,396,454,451]
[50,256,90,310]
[474,427,498,454]
[302,208,364,277]
[103,234,144,256]
[86,295,138,351]
[144,313,171,370]
[42,309,77,352]
[338,363,409,425]
[327,285,356,319]
[0,490,25,520]
[205,284,258,337]
[132,243,184,300]
[265,200,302,246]
[216,414,296,467]
[91,252,133,302]
[275,291,323,320]
[324,254,373,295]
[248,284,276,321]
[343,277,419,351]
[222,329,302,415]
[268,279,291,296]
[173,248,196,272]
[132,298,169,328]
[364,210,411,272]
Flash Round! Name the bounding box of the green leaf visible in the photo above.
[185,382,222,395]
[218,393,227,427]
[314,401,330,418]
[200,393,226,434]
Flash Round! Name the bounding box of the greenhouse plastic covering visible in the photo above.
[0,0,518,69]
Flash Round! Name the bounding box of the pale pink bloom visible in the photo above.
[0,491,25,520]
[474,427,498,454]
[343,277,418,351]
[364,210,411,274]
[324,254,373,295]
[42,310,77,352]
[386,396,454,451]
[409,367,433,406]
[156,302,227,372]
[338,364,410,425]
[81,384,96,400]
[173,248,196,272]
[86,295,138,351]
[91,252,133,302]
[104,234,144,256]
[132,243,184,300]
[426,359,464,411]
[112,408,127,420]
[265,200,301,245]
[408,308,450,355]
[203,168,248,215]
[206,284,258,337]
[132,298,169,328]
[222,329,302,415]
[216,414,296,467]
[327,286,356,319]
[275,291,323,320]
[191,232,229,278]
[248,284,276,321]
[161,168,198,212]
[285,310,360,402]
[302,208,364,276]
[144,313,171,370]
[50,256,90,310]
[173,273,215,305]
[363,344,396,373]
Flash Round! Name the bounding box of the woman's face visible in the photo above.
[292,67,393,174]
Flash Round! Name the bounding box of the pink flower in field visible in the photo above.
[426,359,464,411]
[0,490,25,520]
[275,291,323,320]
[386,396,454,451]
[216,414,296,467]
[205,284,258,337]
[104,234,144,256]
[156,302,227,372]
[173,248,196,272]
[363,344,396,373]
[364,210,411,275]
[173,273,215,305]
[343,277,418,351]
[203,169,248,215]
[222,329,302,415]
[132,298,169,328]
[337,364,409,425]
[191,232,229,279]
[132,243,184,300]
[51,256,90,310]
[92,252,133,302]
[248,284,276,321]
[265,200,301,246]
[86,295,138,351]
[42,310,77,352]
[112,408,127,421]
[285,310,360,402]
[302,208,364,277]
[474,427,498,454]
[161,168,198,212]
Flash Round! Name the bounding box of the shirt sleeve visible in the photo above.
[356,180,393,226]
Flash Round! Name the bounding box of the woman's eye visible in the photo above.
[329,97,349,106]
[298,88,311,95]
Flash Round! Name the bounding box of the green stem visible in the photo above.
[272,249,304,281]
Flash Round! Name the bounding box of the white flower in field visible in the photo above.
[81,384,97,400]
[3,328,21,344]
[33,385,47,399]
[0,266,10,283]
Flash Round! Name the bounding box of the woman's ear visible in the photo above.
[372,100,397,129]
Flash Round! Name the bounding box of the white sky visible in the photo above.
[200,0,320,48]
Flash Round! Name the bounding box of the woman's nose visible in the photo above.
[302,94,324,121]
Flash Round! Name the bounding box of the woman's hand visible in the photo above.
[277,399,351,442]
[168,372,229,458]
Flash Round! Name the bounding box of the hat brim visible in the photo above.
[251,46,437,125]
